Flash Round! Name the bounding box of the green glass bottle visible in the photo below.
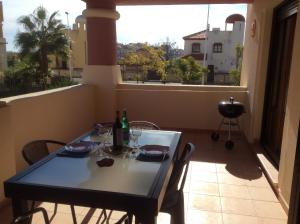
[113,110,123,151]
[121,110,129,145]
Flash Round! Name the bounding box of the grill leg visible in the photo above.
[228,119,231,141]
[235,118,241,132]
[211,117,225,142]
[217,117,225,132]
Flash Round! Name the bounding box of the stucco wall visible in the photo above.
[278,10,300,207]
[116,84,248,130]
[241,0,282,142]
[0,105,15,205]
[70,21,87,69]
[0,84,96,204]
[242,0,300,208]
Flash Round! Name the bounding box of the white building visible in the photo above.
[183,14,245,80]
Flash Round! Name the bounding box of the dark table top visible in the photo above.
[4,129,182,219]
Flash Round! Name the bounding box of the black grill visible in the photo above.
[211,97,245,150]
[218,97,245,119]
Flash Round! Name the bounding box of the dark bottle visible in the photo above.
[113,110,123,151]
[121,110,129,145]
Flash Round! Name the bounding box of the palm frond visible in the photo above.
[15,5,69,76]
[18,16,36,31]
[35,6,47,20]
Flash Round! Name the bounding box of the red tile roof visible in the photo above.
[225,14,245,23]
[183,30,207,40]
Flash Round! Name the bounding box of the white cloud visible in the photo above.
[3,1,247,51]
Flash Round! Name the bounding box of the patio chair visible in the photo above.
[22,140,78,224]
[105,121,160,223]
[12,207,50,224]
[129,121,160,130]
[115,142,195,224]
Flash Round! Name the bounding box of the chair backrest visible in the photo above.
[22,140,66,165]
[129,121,160,130]
[167,143,195,193]
[12,207,50,224]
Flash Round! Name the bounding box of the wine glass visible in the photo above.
[97,126,112,156]
[130,127,142,150]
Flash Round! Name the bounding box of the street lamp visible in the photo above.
[202,4,210,85]
[65,11,72,80]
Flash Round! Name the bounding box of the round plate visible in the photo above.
[65,142,93,154]
[140,145,169,152]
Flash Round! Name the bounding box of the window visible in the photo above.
[213,43,223,53]
[192,43,201,53]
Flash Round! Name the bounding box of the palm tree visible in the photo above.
[15,6,68,88]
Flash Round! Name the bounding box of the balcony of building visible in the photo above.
[0,0,300,223]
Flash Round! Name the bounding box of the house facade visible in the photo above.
[183,14,245,76]
[50,15,87,78]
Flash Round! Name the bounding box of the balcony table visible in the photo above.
[4,129,182,224]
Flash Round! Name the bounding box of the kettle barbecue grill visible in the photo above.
[211,97,245,149]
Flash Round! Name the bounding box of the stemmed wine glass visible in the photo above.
[96,125,112,156]
[130,126,142,150]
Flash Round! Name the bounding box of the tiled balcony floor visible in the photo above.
[0,131,287,224]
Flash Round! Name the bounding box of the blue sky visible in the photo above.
[3,1,247,51]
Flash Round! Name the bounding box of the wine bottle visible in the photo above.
[121,110,129,145]
[113,111,123,151]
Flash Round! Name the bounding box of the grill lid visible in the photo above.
[218,97,245,118]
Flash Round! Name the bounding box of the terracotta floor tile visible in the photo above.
[188,194,221,212]
[184,193,189,214]
[30,212,43,224]
[157,212,171,224]
[190,181,219,196]
[222,213,260,224]
[186,210,223,224]
[79,216,103,224]
[56,204,83,215]
[183,179,191,192]
[49,212,83,224]
[216,163,230,173]
[191,171,218,183]
[219,184,250,199]
[191,161,217,173]
[257,217,287,224]
[217,173,247,186]
[221,197,255,216]
[105,210,127,220]
[245,175,270,188]
[253,201,287,219]
[248,187,278,202]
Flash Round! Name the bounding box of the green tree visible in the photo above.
[4,59,40,91]
[230,44,244,86]
[235,44,243,69]
[175,56,205,83]
[119,43,166,82]
[15,6,69,88]
[159,38,182,61]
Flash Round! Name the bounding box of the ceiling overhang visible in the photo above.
[116,0,253,5]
